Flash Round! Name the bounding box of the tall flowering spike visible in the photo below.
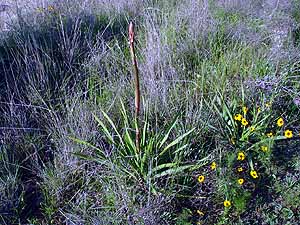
[129,22,135,45]
[129,21,141,152]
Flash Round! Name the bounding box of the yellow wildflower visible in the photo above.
[266,102,272,107]
[237,167,243,172]
[210,162,217,170]
[257,107,261,113]
[284,130,293,138]
[250,170,258,179]
[266,132,273,137]
[241,118,249,126]
[260,146,268,152]
[198,175,205,183]
[277,118,284,127]
[250,126,255,132]
[224,200,231,207]
[234,114,242,121]
[197,210,205,216]
[238,178,244,185]
[242,106,248,114]
[237,152,245,161]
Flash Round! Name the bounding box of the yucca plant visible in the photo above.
[72,100,197,194]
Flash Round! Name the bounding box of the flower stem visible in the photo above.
[129,21,141,152]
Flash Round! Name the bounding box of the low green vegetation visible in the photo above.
[0,0,299,224]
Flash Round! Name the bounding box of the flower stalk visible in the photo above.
[129,21,141,152]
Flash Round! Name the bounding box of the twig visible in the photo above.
[0,127,45,131]
[0,101,52,112]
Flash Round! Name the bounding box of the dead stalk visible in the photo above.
[129,21,141,152]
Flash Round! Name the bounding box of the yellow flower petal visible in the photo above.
[242,106,248,114]
[237,152,245,161]
[210,162,217,170]
[234,114,242,121]
[260,146,268,152]
[224,200,231,207]
[238,178,244,185]
[250,170,258,179]
[241,118,249,126]
[277,118,284,127]
[197,175,205,183]
[284,129,293,138]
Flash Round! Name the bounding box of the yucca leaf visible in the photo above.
[141,137,154,173]
[120,100,129,126]
[72,152,93,160]
[153,164,193,179]
[151,162,177,174]
[158,118,178,149]
[72,152,107,164]
[223,101,235,126]
[101,110,125,147]
[124,127,136,154]
[159,128,195,157]
[69,137,102,152]
[187,157,211,171]
[118,165,140,181]
[141,119,148,147]
[69,137,107,160]
[93,114,115,144]
[173,144,189,154]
